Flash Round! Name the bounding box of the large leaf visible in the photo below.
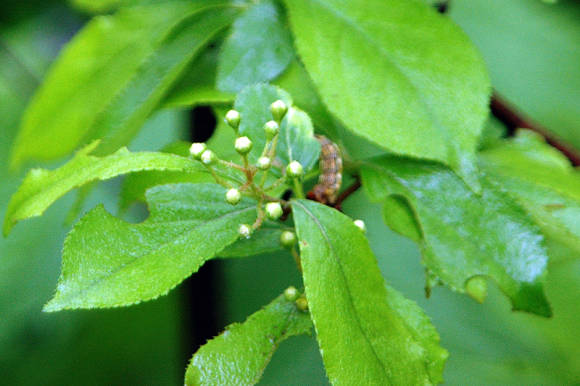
[361,157,552,316]
[284,0,490,189]
[216,0,294,93]
[292,200,447,384]
[234,84,320,172]
[44,183,257,311]
[185,293,312,385]
[3,141,218,235]
[480,130,580,259]
[11,1,239,167]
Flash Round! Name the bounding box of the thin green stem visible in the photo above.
[292,178,305,199]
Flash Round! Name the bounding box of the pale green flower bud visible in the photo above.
[200,149,216,165]
[264,120,279,139]
[295,295,308,312]
[353,219,366,233]
[270,99,288,122]
[238,224,252,239]
[235,136,253,155]
[257,156,271,170]
[280,230,297,249]
[284,286,299,301]
[265,202,283,220]
[189,142,206,160]
[225,109,241,130]
[286,161,304,178]
[225,188,241,205]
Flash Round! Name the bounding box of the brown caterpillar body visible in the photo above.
[310,135,342,204]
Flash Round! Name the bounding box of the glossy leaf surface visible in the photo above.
[480,130,580,258]
[45,183,257,311]
[361,157,551,316]
[234,84,320,172]
[217,0,294,93]
[292,200,447,384]
[284,0,490,188]
[11,1,239,166]
[185,294,312,385]
[3,141,207,235]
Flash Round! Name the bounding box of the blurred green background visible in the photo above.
[1,0,578,384]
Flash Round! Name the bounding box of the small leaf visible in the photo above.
[361,157,551,316]
[218,225,284,258]
[185,293,312,385]
[292,199,447,384]
[217,0,294,93]
[119,141,215,210]
[44,183,257,311]
[284,0,490,189]
[480,130,580,259]
[234,84,320,172]
[12,1,240,167]
[3,141,216,235]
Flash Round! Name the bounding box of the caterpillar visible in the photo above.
[310,135,343,205]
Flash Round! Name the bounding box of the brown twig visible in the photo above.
[333,177,362,211]
[491,94,580,166]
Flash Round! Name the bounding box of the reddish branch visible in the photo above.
[491,94,580,166]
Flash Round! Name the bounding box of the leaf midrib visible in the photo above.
[294,200,390,382]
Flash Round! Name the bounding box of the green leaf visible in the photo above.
[119,141,214,210]
[3,141,211,235]
[216,0,294,93]
[185,293,312,385]
[361,157,552,316]
[234,84,320,172]
[284,0,490,189]
[12,1,240,167]
[161,43,234,109]
[480,130,580,259]
[218,224,284,258]
[292,199,447,384]
[44,183,257,311]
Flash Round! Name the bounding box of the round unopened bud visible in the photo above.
[264,120,279,139]
[189,142,206,159]
[270,100,288,122]
[238,224,252,239]
[295,295,308,312]
[225,109,241,130]
[284,286,299,301]
[280,230,297,248]
[265,202,283,220]
[257,156,271,170]
[226,188,241,205]
[353,219,366,233]
[201,150,216,165]
[286,161,304,178]
[235,136,253,155]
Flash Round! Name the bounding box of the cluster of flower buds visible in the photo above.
[188,99,301,246]
[284,286,308,312]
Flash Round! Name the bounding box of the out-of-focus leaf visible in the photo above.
[234,84,320,172]
[11,1,240,167]
[161,43,233,110]
[293,199,447,384]
[3,141,217,235]
[44,183,257,311]
[185,294,312,385]
[217,0,293,93]
[284,0,490,189]
[361,157,551,316]
[480,130,580,260]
